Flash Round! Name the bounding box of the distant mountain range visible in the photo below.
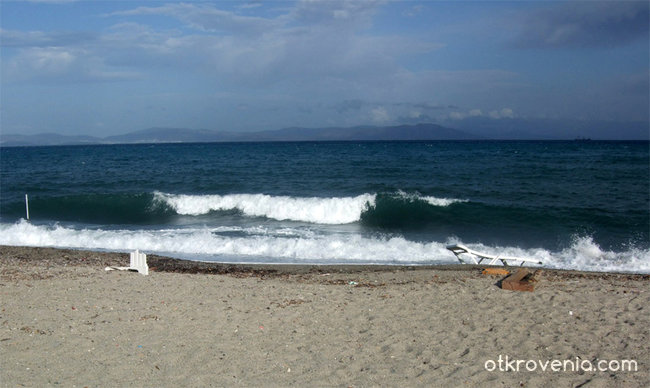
[0,123,478,147]
[1,120,648,147]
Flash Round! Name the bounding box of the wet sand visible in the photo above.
[1,245,648,387]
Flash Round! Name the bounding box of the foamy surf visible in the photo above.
[397,190,468,207]
[1,221,648,272]
[153,191,466,224]
[0,220,448,264]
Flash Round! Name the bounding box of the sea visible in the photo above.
[1,141,648,273]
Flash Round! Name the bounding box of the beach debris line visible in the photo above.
[501,269,542,292]
[105,250,149,275]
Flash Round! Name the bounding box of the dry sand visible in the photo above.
[1,245,648,387]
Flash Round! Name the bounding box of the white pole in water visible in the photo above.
[25,194,30,221]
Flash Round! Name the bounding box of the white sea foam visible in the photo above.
[422,196,466,207]
[1,221,648,272]
[155,192,375,224]
[395,190,468,207]
[0,221,450,264]
[154,191,466,224]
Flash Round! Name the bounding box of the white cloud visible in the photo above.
[5,47,76,81]
[488,110,500,119]
[131,3,276,35]
[500,108,514,118]
[27,48,74,72]
[403,5,426,18]
[513,2,649,49]
[371,106,390,123]
[25,0,78,3]
[449,107,515,121]
[489,108,515,119]
[291,0,385,27]
[108,1,383,36]
[238,3,264,10]
[449,111,466,120]
[4,1,443,93]
[5,46,139,83]
[1,0,647,136]
[99,2,440,90]
[0,28,96,47]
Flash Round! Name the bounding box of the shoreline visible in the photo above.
[2,245,649,278]
[2,245,649,386]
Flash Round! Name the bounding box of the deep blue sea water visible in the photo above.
[1,141,648,272]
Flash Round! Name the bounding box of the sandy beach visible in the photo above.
[1,245,648,387]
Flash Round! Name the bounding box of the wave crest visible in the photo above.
[154,192,375,224]
[154,191,465,224]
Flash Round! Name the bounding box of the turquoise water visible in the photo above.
[1,141,648,272]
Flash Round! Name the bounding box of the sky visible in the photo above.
[1,0,648,137]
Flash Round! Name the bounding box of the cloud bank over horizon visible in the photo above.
[1,1,648,137]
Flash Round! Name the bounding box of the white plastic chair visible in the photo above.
[105,250,149,275]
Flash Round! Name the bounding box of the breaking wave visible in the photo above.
[1,191,468,226]
[154,191,466,224]
[1,221,648,272]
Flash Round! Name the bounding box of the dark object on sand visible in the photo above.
[501,269,541,292]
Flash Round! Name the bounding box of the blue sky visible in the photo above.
[1,0,648,136]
